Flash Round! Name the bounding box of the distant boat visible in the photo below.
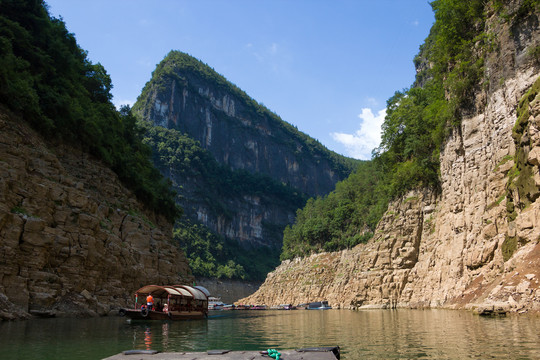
[306,301,332,310]
[118,285,210,320]
[208,296,225,310]
[270,304,296,310]
[250,305,267,310]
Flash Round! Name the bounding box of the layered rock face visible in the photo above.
[135,53,355,250]
[240,5,540,313]
[174,171,297,248]
[137,62,346,197]
[0,108,193,320]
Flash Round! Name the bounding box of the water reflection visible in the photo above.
[144,326,152,350]
[1,310,540,359]
[120,310,540,359]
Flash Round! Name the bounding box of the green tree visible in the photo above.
[0,0,180,222]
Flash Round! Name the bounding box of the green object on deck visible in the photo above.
[267,348,281,360]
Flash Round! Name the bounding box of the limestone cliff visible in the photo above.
[0,107,193,320]
[134,53,356,256]
[134,51,354,197]
[239,2,540,314]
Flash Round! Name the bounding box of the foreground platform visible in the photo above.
[103,347,340,360]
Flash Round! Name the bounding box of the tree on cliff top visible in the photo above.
[134,50,360,180]
[0,0,180,222]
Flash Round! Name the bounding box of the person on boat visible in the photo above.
[146,294,154,310]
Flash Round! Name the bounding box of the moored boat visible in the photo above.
[119,285,210,320]
[306,301,332,310]
[270,304,297,310]
[208,296,225,310]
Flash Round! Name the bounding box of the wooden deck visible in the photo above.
[103,347,340,360]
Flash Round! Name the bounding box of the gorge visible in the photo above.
[132,52,357,280]
[1,0,540,321]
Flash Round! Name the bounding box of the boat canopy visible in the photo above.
[177,285,208,301]
[194,285,211,297]
[135,285,208,300]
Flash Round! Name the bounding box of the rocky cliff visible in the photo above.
[239,2,540,314]
[0,107,193,320]
[135,52,354,197]
[133,53,356,257]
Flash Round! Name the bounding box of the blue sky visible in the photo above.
[46,1,434,160]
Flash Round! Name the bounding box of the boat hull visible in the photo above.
[120,309,206,321]
[306,307,332,310]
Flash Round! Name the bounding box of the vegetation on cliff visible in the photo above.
[141,124,307,210]
[142,124,305,280]
[281,0,506,259]
[174,219,281,281]
[503,76,540,261]
[134,50,360,178]
[0,0,180,222]
[281,161,387,259]
[133,49,363,280]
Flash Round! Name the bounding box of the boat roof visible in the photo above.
[135,285,208,300]
[178,285,208,301]
[194,285,211,297]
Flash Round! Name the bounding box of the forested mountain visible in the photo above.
[134,51,358,197]
[133,51,359,280]
[140,124,307,280]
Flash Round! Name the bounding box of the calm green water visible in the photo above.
[1,309,540,359]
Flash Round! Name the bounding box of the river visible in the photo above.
[1,309,539,359]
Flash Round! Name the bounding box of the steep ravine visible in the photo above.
[0,108,193,320]
[240,4,540,314]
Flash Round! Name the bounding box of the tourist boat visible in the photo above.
[306,301,332,310]
[118,285,210,320]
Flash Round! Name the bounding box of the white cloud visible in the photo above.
[268,43,278,55]
[246,42,290,75]
[139,18,151,26]
[366,97,379,107]
[331,108,386,160]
